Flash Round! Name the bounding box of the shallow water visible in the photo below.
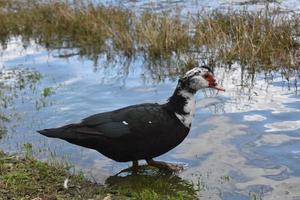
[1,1,300,199]
[103,0,300,13]
[1,36,300,199]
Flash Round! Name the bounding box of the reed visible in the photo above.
[194,9,300,73]
[0,0,299,74]
[136,11,191,59]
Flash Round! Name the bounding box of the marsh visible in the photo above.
[0,0,300,199]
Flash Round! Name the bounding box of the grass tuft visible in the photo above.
[0,150,106,199]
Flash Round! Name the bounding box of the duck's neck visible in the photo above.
[166,87,196,128]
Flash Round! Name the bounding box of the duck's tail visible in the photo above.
[37,125,102,150]
[37,125,72,139]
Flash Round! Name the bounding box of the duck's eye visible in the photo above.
[203,74,210,79]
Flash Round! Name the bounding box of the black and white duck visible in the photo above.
[38,66,225,171]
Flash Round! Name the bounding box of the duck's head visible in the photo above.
[178,66,225,93]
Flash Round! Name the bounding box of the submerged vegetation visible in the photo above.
[106,168,198,199]
[0,68,43,138]
[0,68,42,109]
[0,0,299,76]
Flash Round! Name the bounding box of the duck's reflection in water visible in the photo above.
[105,166,198,199]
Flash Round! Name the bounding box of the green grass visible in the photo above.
[0,149,199,199]
[0,150,106,199]
[0,0,299,75]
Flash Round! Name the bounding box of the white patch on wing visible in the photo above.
[122,121,128,125]
[148,121,152,124]
[175,90,196,128]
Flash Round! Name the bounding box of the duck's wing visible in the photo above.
[38,103,174,143]
[75,111,131,138]
[76,103,169,138]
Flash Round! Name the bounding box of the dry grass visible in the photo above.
[0,0,299,74]
[194,9,300,73]
[136,12,191,59]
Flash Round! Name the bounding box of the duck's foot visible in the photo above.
[116,160,139,175]
[146,159,183,172]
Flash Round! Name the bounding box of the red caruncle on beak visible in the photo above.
[203,74,225,92]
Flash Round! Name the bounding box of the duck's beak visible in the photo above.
[212,85,225,92]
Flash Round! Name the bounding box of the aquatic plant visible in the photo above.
[0,68,43,137]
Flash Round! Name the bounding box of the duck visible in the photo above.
[38,66,225,171]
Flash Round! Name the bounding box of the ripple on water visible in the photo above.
[244,114,267,122]
[255,134,300,147]
[264,120,300,133]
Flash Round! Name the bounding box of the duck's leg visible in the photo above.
[146,159,183,172]
[116,160,139,175]
[132,160,139,171]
